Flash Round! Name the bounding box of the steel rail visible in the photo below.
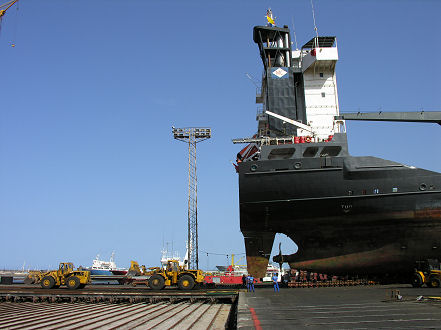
[4,303,133,330]
[0,286,238,299]
[126,303,190,329]
[148,302,205,329]
[206,303,225,329]
[185,302,215,330]
[64,302,154,330]
[24,303,139,330]
[0,302,81,319]
[106,302,171,330]
[132,302,192,329]
[147,303,195,329]
[0,301,233,330]
[112,302,204,330]
[75,302,170,330]
[168,301,207,329]
[0,302,90,325]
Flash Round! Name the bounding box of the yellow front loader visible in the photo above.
[147,259,205,290]
[40,262,90,290]
[412,260,441,288]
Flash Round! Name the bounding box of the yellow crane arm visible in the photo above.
[0,0,18,18]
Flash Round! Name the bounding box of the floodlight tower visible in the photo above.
[172,127,211,270]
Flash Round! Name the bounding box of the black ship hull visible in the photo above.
[236,22,441,278]
[239,137,441,277]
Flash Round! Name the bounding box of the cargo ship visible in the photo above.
[234,15,441,279]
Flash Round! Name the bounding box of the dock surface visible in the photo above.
[0,285,237,329]
[237,285,441,329]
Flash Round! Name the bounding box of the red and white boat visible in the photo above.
[204,263,281,285]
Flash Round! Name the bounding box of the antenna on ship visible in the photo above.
[310,0,319,48]
[172,127,211,270]
[291,17,299,50]
[245,72,260,89]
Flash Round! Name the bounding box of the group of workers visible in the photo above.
[242,273,280,292]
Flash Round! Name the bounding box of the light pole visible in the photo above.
[172,127,211,269]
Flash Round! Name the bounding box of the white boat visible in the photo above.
[160,246,189,270]
[261,264,282,283]
[89,252,127,275]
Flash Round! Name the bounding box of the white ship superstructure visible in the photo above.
[293,37,343,140]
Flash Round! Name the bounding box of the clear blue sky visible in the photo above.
[1,0,440,270]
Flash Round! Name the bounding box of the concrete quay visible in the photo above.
[237,285,441,329]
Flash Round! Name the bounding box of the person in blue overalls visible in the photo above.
[248,275,255,292]
[272,273,280,292]
[245,275,250,292]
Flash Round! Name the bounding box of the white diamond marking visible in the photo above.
[273,68,287,78]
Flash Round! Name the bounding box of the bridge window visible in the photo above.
[320,146,342,157]
[268,147,295,160]
[303,147,318,157]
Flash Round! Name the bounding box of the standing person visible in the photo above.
[245,275,250,292]
[272,273,280,292]
[249,275,255,292]
[242,274,247,289]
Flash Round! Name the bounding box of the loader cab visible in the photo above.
[166,260,179,273]
[415,259,440,274]
[58,262,74,275]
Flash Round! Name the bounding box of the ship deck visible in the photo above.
[237,284,441,329]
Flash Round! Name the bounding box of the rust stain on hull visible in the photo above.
[288,244,410,274]
[416,209,441,219]
[246,256,270,278]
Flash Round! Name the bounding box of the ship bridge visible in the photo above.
[295,36,342,139]
[253,26,344,141]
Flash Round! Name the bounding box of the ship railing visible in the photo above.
[333,119,346,133]
[256,106,267,121]
[256,86,262,97]
[232,134,335,145]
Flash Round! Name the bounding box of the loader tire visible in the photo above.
[429,277,440,288]
[66,276,81,290]
[24,275,35,285]
[149,275,165,290]
[178,275,195,290]
[411,273,423,288]
[41,276,55,289]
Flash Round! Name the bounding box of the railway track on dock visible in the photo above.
[0,285,237,329]
[0,285,237,304]
[0,301,232,329]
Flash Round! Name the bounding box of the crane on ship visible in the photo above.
[0,0,18,19]
[202,251,246,270]
[0,0,19,47]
